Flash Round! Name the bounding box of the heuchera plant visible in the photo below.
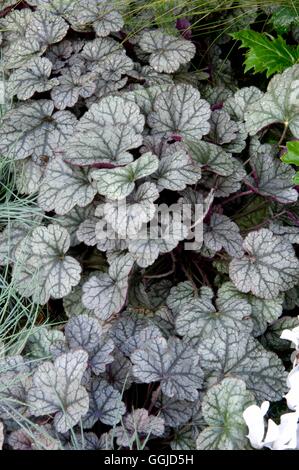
[0,1,299,451]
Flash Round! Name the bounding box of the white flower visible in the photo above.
[263,413,299,450]
[243,402,299,450]
[280,324,299,350]
[243,401,269,449]
[285,365,299,411]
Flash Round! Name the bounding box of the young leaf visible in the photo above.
[187,140,234,176]
[115,409,165,447]
[229,229,299,299]
[148,85,211,141]
[102,182,159,238]
[131,336,204,401]
[138,29,196,74]
[270,6,299,34]
[197,328,287,401]
[27,350,89,433]
[51,66,97,110]
[152,148,201,191]
[25,326,65,359]
[81,253,134,320]
[196,378,255,450]
[91,153,159,200]
[281,141,299,167]
[232,30,299,78]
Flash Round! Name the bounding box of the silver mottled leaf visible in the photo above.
[176,284,252,344]
[148,85,211,140]
[187,140,234,176]
[115,409,165,447]
[51,67,97,110]
[246,153,297,204]
[245,65,299,138]
[196,378,254,450]
[209,110,239,145]
[95,53,133,81]
[138,29,196,73]
[153,148,200,191]
[131,336,203,401]
[91,153,159,200]
[204,213,244,257]
[38,159,96,215]
[0,100,76,161]
[157,394,193,428]
[224,86,263,122]
[83,378,125,428]
[166,281,197,315]
[26,10,69,46]
[13,224,82,304]
[229,229,299,299]
[197,327,287,401]
[7,57,58,100]
[65,96,144,165]
[101,182,159,239]
[15,158,45,195]
[82,253,134,320]
[220,281,283,337]
[56,205,95,246]
[27,350,89,433]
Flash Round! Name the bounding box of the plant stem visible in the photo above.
[148,385,161,415]
[222,190,253,206]
[278,123,289,146]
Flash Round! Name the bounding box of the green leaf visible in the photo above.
[231,30,299,78]
[281,141,299,166]
[196,378,255,450]
[270,7,299,34]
